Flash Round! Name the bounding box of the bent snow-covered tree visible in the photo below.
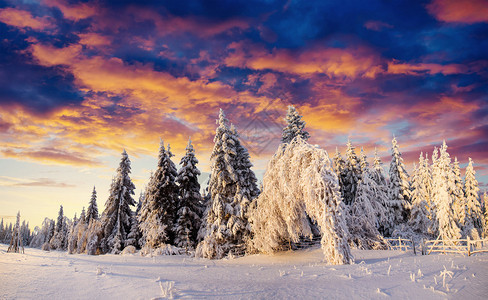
[249,137,353,265]
[100,150,136,254]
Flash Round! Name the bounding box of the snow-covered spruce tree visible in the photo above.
[431,141,461,241]
[138,141,179,251]
[281,105,310,144]
[359,147,369,174]
[370,148,391,235]
[174,138,203,250]
[464,158,483,238]
[483,192,488,238]
[50,205,67,250]
[100,150,136,254]
[7,211,23,253]
[347,169,388,250]
[86,186,99,223]
[249,137,353,265]
[451,158,467,230]
[407,154,432,238]
[29,218,53,248]
[196,109,258,259]
[341,140,361,206]
[387,137,411,236]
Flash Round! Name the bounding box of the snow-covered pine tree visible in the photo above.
[248,137,353,264]
[408,154,432,238]
[464,158,483,237]
[7,211,23,253]
[431,141,461,241]
[50,205,66,250]
[174,138,203,250]
[86,186,99,223]
[451,158,467,231]
[138,141,179,251]
[347,169,388,250]
[281,105,310,144]
[359,147,369,174]
[367,148,391,235]
[100,150,136,254]
[483,192,488,238]
[387,137,411,235]
[231,124,260,228]
[341,140,361,206]
[196,109,257,259]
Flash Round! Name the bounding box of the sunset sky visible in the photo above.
[1,0,487,228]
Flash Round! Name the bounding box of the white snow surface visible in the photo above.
[1,243,487,299]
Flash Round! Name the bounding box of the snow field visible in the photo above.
[1,244,487,299]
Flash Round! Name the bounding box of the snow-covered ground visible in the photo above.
[1,244,487,299]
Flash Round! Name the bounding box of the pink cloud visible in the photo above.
[43,0,97,21]
[426,0,488,24]
[0,7,53,31]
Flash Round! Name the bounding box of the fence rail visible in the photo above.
[423,237,488,256]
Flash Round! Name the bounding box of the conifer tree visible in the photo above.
[367,149,391,235]
[359,147,369,174]
[483,192,488,238]
[348,170,388,249]
[387,137,410,234]
[464,158,483,236]
[174,138,203,250]
[100,150,136,254]
[138,141,179,250]
[451,158,466,229]
[408,155,432,237]
[87,186,99,223]
[8,212,24,253]
[431,141,461,240]
[281,105,310,144]
[196,109,257,259]
[50,205,66,250]
[341,140,361,206]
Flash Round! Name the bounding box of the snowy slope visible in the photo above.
[1,244,487,299]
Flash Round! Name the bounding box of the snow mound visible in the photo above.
[121,245,136,255]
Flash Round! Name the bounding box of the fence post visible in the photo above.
[398,237,402,251]
[467,236,471,256]
[412,239,416,255]
[421,238,424,255]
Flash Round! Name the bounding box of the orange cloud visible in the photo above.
[78,33,111,48]
[1,147,101,166]
[0,7,53,31]
[225,42,384,79]
[387,60,470,75]
[44,0,97,21]
[426,0,488,24]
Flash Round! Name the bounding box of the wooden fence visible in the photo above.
[384,237,417,254]
[423,237,488,256]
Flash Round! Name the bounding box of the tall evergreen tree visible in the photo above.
[138,141,179,250]
[408,155,432,237]
[174,138,203,250]
[100,150,136,254]
[387,137,410,234]
[431,141,461,240]
[369,149,390,235]
[87,186,99,223]
[464,158,483,236]
[281,105,310,144]
[359,147,369,174]
[483,192,488,238]
[196,109,257,259]
[341,140,361,205]
[451,158,466,229]
[348,169,388,249]
[50,205,66,250]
